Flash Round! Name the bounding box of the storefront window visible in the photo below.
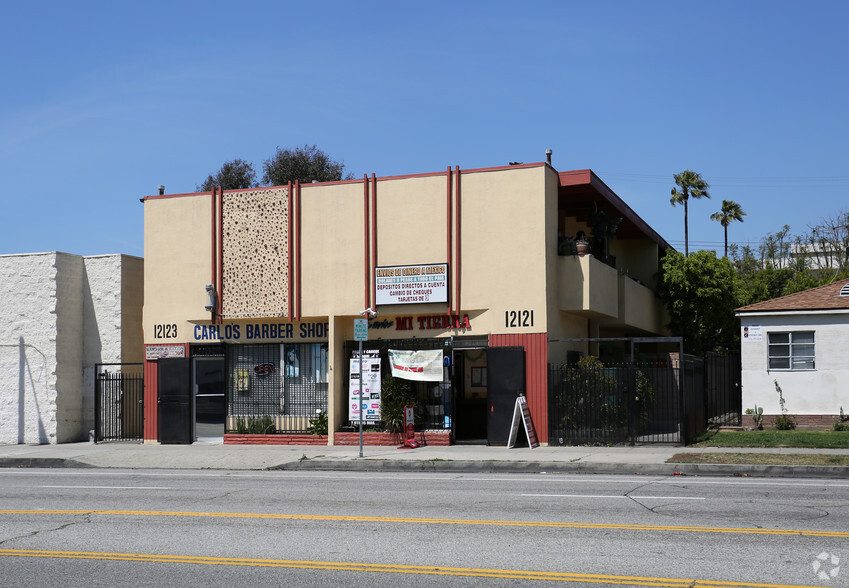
[227,343,328,421]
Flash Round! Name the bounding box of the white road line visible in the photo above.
[521,494,705,500]
[40,485,172,490]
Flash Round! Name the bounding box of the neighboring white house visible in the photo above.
[0,252,143,444]
[736,278,849,427]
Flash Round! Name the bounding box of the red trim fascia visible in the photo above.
[210,188,217,323]
[295,181,302,322]
[446,166,453,314]
[217,187,224,323]
[142,191,212,202]
[557,169,593,186]
[454,166,461,317]
[287,181,294,321]
[370,173,377,310]
[363,175,370,311]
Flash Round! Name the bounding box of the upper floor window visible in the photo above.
[767,331,815,370]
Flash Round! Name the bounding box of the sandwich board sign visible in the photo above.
[507,395,539,449]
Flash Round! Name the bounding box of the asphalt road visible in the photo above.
[0,468,846,587]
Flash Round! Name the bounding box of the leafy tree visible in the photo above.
[196,158,258,191]
[710,199,746,258]
[734,264,796,307]
[728,243,760,276]
[670,170,711,257]
[261,144,354,186]
[658,250,738,354]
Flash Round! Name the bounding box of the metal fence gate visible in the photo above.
[548,361,687,445]
[95,363,144,442]
[704,351,742,427]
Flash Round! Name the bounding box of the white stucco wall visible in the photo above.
[0,252,143,444]
[739,312,849,415]
[0,253,67,443]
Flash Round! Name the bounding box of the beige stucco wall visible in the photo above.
[143,165,668,359]
[609,239,659,289]
[143,194,214,343]
[120,256,145,363]
[300,181,368,317]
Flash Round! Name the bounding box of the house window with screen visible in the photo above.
[767,331,815,370]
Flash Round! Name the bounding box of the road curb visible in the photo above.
[2,457,847,479]
[270,459,849,478]
[0,458,96,469]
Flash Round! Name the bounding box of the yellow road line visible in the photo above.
[1,509,847,539]
[0,548,820,587]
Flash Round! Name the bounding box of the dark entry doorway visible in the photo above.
[486,347,525,445]
[453,349,489,442]
[157,357,191,444]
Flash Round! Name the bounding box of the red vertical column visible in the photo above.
[446,167,453,314]
[489,333,549,443]
[370,173,378,310]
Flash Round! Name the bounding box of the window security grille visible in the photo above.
[226,343,328,419]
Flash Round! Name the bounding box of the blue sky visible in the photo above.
[2,1,847,258]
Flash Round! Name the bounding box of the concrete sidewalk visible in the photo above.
[1,441,848,478]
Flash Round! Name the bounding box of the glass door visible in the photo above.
[193,356,226,440]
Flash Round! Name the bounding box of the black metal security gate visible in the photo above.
[94,363,144,442]
[704,351,742,427]
[486,347,525,445]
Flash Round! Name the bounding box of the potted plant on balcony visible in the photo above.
[575,231,590,256]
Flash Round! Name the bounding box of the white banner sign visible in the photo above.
[349,350,382,422]
[375,263,448,305]
[388,349,444,382]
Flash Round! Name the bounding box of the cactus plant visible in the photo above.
[752,405,764,430]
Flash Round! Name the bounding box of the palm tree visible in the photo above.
[670,170,711,257]
[711,199,746,258]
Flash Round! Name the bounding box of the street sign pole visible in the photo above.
[353,316,370,458]
[358,338,364,457]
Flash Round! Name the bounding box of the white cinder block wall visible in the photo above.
[1,253,69,443]
[0,252,142,444]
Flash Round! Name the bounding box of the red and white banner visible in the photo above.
[388,349,444,382]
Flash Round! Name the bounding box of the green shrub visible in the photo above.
[308,410,328,435]
[558,356,625,431]
[380,376,417,434]
[234,415,276,434]
[774,414,797,430]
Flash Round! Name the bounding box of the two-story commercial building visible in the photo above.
[142,161,671,445]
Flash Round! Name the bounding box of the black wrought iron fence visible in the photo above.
[548,361,685,445]
[95,363,144,442]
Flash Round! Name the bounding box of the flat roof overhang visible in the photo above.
[558,169,671,250]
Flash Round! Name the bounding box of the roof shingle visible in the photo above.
[736,278,849,313]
